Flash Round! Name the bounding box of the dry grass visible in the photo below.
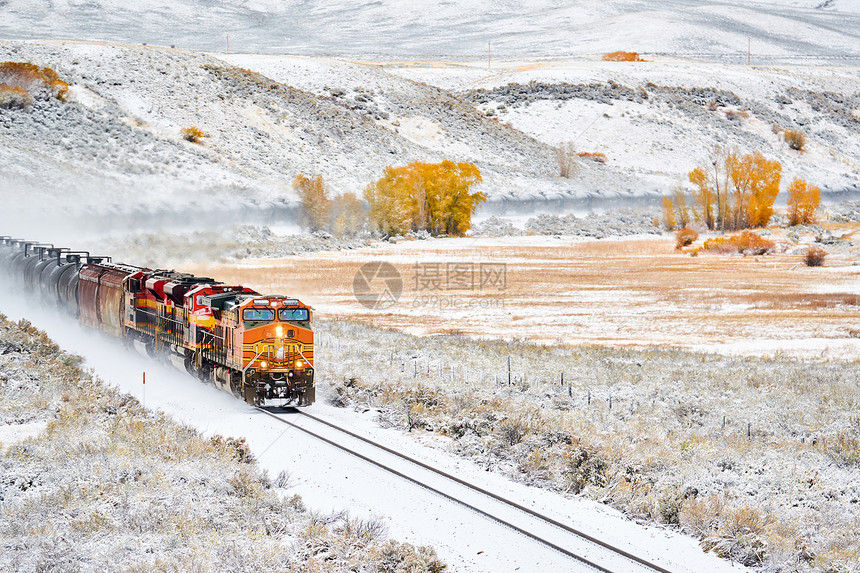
[180,125,205,143]
[602,51,646,62]
[555,141,580,178]
[186,230,860,356]
[743,291,860,309]
[577,151,607,163]
[784,129,806,151]
[805,245,827,266]
[702,231,775,255]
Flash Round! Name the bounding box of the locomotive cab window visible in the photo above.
[242,307,274,328]
[278,308,309,323]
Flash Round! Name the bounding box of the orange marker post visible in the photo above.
[142,371,146,408]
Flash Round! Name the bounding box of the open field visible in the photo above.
[183,224,860,572]
[187,225,860,358]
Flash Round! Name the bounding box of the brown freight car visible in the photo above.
[78,263,143,337]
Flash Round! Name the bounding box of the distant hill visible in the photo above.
[2,1,860,63]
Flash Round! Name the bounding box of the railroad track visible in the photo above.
[256,406,675,573]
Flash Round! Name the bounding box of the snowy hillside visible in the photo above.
[389,58,860,204]
[3,39,859,240]
[2,0,860,63]
[0,41,570,237]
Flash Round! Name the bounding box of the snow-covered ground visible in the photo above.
[2,37,860,241]
[0,293,743,573]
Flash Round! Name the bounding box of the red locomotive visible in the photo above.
[0,237,315,406]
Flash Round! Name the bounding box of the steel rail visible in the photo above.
[295,408,674,573]
[257,407,674,573]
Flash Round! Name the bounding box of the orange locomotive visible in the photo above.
[0,237,315,407]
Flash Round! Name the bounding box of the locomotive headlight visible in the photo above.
[296,360,303,368]
[276,325,283,337]
[260,361,268,369]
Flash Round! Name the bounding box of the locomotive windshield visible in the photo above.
[242,308,274,327]
[243,308,274,321]
[278,308,309,322]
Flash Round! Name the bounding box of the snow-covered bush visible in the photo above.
[0,61,68,101]
[180,125,206,142]
[0,83,33,109]
[804,245,827,267]
[784,129,806,151]
[675,227,698,249]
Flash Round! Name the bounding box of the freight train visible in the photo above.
[0,237,315,406]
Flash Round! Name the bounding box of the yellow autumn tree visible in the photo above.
[365,161,485,236]
[364,166,416,236]
[661,196,676,230]
[670,186,691,229]
[688,147,734,230]
[689,166,716,229]
[331,192,367,236]
[787,178,821,226]
[688,149,781,230]
[292,174,331,232]
[727,152,782,228]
